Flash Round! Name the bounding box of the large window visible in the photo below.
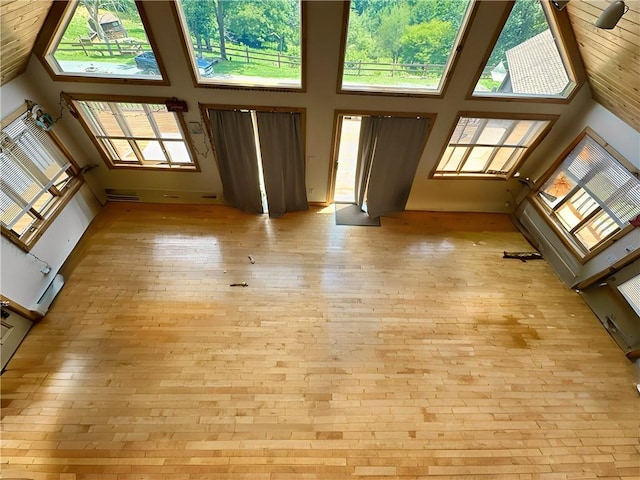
[43,0,167,83]
[472,0,576,99]
[432,114,554,178]
[340,0,473,95]
[69,97,199,170]
[174,0,303,89]
[533,129,640,258]
[1,106,82,250]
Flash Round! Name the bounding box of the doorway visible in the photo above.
[333,115,361,204]
[331,112,431,218]
[1,307,32,372]
[206,107,308,217]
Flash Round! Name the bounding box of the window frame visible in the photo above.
[1,104,83,252]
[65,93,201,172]
[529,127,640,262]
[430,111,557,180]
[35,0,170,85]
[170,1,306,92]
[336,0,478,98]
[467,0,583,102]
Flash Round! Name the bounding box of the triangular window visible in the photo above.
[44,0,166,82]
[473,0,576,98]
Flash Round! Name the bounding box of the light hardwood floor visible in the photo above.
[2,203,638,479]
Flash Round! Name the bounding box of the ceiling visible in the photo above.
[565,0,640,132]
[0,0,54,85]
[0,0,638,132]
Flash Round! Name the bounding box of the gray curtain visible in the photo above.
[359,116,430,218]
[255,111,308,218]
[208,109,263,214]
[354,116,378,210]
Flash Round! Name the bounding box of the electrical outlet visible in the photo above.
[624,244,635,254]
[308,188,314,194]
[605,253,616,265]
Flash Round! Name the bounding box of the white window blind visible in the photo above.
[1,112,72,234]
[564,137,640,225]
[618,274,640,318]
[537,134,640,253]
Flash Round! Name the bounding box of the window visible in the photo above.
[618,274,640,318]
[340,0,473,95]
[69,98,199,170]
[533,130,640,258]
[1,106,82,250]
[43,0,167,82]
[174,0,303,89]
[432,114,554,178]
[472,0,576,99]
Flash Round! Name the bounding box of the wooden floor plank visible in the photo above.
[1,203,638,479]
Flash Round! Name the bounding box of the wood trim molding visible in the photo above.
[428,111,559,180]
[0,295,44,322]
[63,93,202,172]
[573,248,640,291]
[168,1,306,93]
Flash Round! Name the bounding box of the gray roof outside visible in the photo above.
[505,29,569,95]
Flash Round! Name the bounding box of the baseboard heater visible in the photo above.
[105,189,140,202]
[32,274,64,316]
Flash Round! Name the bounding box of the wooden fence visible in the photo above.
[194,43,299,68]
[56,39,496,80]
[56,39,149,57]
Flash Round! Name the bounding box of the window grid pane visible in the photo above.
[472,0,574,98]
[74,100,195,168]
[175,0,302,89]
[341,0,473,95]
[434,116,550,177]
[618,274,640,318]
[46,0,163,81]
[1,108,77,242]
[574,210,619,250]
[536,134,640,255]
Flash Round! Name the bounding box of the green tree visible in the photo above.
[399,19,454,66]
[408,0,468,27]
[351,0,390,17]
[344,7,376,64]
[376,3,410,63]
[182,0,214,55]
[488,0,548,67]
[224,0,298,50]
[214,0,227,59]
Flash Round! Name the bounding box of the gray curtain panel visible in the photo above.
[362,116,430,219]
[208,109,263,214]
[354,116,378,211]
[255,111,308,218]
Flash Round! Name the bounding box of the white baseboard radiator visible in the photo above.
[32,274,64,316]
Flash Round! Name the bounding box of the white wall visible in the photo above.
[24,1,593,212]
[0,75,101,311]
[0,186,100,309]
